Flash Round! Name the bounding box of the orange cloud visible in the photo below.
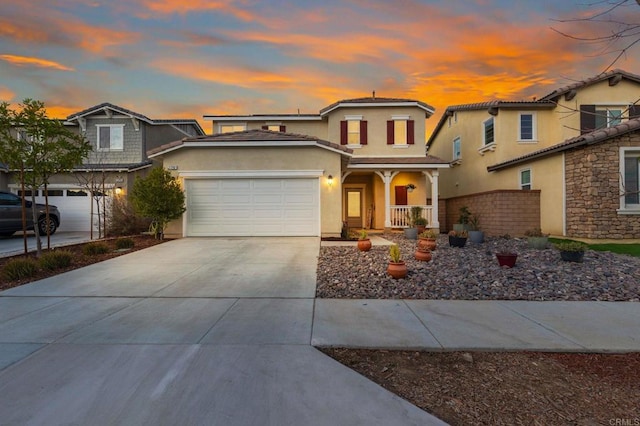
[0,54,74,71]
[137,0,256,21]
[0,86,15,102]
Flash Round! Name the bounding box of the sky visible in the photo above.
[1,0,639,136]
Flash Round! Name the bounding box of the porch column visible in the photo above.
[424,170,440,229]
[375,170,398,228]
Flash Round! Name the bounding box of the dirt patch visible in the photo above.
[322,349,640,425]
[0,235,167,291]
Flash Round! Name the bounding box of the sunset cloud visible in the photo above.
[0,54,74,71]
[0,86,15,102]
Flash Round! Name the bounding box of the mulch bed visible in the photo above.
[0,235,167,291]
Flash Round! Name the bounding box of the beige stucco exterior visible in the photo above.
[158,146,344,238]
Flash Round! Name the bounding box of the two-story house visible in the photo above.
[6,103,204,233]
[427,69,640,239]
[149,96,449,238]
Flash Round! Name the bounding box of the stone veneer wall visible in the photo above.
[565,132,640,238]
[443,190,541,237]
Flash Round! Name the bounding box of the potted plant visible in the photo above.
[414,217,428,234]
[453,206,471,232]
[414,246,432,262]
[496,250,518,268]
[555,241,587,263]
[525,228,549,250]
[418,229,438,251]
[448,230,468,247]
[403,206,423,240]
[467,214,484,244]
[356,229,372,252]
[387,244,407,279]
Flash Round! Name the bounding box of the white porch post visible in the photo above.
[375,170,398,228]
[424,170,440,229]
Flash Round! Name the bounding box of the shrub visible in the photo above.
[82,242,110,256]
[3,258,39,280]
[39,251,72,270]
[115,237,135,249]
[107,196,151,237]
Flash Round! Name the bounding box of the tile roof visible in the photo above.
[487,117,640,171]
[148,129,353,157]
[66,103,205,135]
[320,96,435,115]
[539,69,640,101]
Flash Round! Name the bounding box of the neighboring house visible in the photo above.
[427,69,640,238]
[6,103,204,233]
[150,97,449,238]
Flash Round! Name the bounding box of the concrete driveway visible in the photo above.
[0,237,443,426]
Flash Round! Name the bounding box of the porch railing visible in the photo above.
[390,205,433,228]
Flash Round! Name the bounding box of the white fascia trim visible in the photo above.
[179,170,324,178]
[73,108,153,124]
[151,140,352,158]
[203,115,322,121]
[321,102,434,116]
[348,163,450,169]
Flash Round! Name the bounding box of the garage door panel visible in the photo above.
[186,178,319,237]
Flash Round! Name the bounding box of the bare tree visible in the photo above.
[552,0,640,71]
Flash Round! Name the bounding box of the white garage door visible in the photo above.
[186,178,320,236]
[30,189,107,233]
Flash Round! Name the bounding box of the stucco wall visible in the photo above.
[159,146,343,237]
[325,106,428,157]
[565,132,640,238]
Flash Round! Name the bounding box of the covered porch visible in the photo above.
[341,157,449,231]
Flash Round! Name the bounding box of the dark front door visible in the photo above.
[395,186,408,206]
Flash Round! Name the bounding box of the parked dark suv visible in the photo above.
[0,191,60,237]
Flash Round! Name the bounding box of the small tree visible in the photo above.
[130,168,185,239]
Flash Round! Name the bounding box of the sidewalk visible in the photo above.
[312,299,640,352]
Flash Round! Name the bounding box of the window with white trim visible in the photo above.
[452,137,461,161]
[394,120,407,145]
[519,112,536,141]
[520,168,531,190]
[218,124,246,134]
[596,107,624,129]
[96,124,124,151]
[483,117,494,146]
[621,149,640,210]
[347,120,360,144]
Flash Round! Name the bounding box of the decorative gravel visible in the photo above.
[316,233,640,301]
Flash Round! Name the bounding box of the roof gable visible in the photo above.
[539,69,640,101]
[320,96,435,116]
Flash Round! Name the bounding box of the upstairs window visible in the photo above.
[262,124,286,132]
[219,124,246,134]
[340,117,367,145]
[387,117,414,146]
[96,124,124,151]
[452,137,461,161]
[519,113,536,141]
[483,117,495,146]
[596,108,623,129]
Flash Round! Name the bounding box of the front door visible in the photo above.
[395,186,408,206]
[345,188,363,229]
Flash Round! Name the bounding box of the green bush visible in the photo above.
[3,258,39,280]
[115,237,135,249]
[39,251,72,270]
[82,242,110,256]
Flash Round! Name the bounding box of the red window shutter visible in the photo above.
[407,120,415,144]
[261,125,268,130]
[360,120,368,145]
[340,120,347,145]
[279,125,286,132]
[387,121,394,144]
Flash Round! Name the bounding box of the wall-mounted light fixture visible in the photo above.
[327,175,334,187]
[115,186,123,195]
